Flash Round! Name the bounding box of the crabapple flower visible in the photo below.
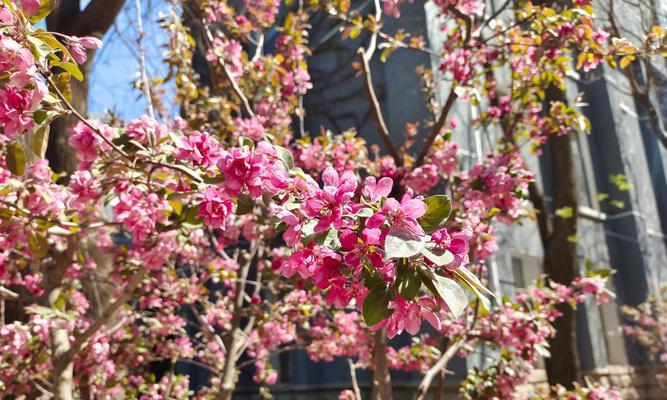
[68,120,114,168]
[19,0,39,15]
[373,191,427,236]
[431,226,472,269]
[175,130,221,170]
[303,167,359,233]
[362,176,393,202]
[67,36,103,64]
[198,186,234,228]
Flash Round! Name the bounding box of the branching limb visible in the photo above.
[217,241,259,400]
[202,25,256,118]
[60,267,148,366]
[413,340,464,400]
[44,73,204,182]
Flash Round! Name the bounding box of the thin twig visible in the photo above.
[357,48,402,166]
[60,267,149,366]
[0,286,18,300]
[415,88,457,166]
[134,0,156,145]
[202,25,255,118]
[356,0,403,166]
[44,73,203,182]
[44,74,129,157]
[413,340,464,400]
[348,359,362,400]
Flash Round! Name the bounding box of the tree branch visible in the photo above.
[357,48,403,166]
[202,25,256,118]
[413,340,464,400]
[217,242,259,400]
[71,0,126,37]
[348,359,362,400]
[371,328,393,400]
[134,0,156,128]
[415,88,457,166]
[59,266,148,368]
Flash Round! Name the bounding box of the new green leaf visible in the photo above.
[363,284,392,326]
[418,195,451,233]
[384,226,426,259]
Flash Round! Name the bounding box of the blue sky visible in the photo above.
[87,0,176,119]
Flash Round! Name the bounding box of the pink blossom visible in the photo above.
[175,130,221,169]
[23,274,43,296]
[0,86,34,139]
[198,186,234,228]
[303,167,358,233]
[362,176,393,202]
[402,164,439,194]
[126,115,164,143]
[0,4,14,23]
[67,36,103,64]
[376,296,441,338]
[235,117,266,141]
[70,170,101,206]
[19,0,39,16]
[431,226,472,268]
[377,191,427,236]
[68,120,113,168]
[339,228,383,276]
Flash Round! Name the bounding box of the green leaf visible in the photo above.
[432,274,468,317]
[235,192,255,215]
[315,229,340,248]
[453,267,493,311]
[6,141,26,176]
[363,269,385,290]
[182,205,203,226]
[384,226,426,259]
[275,145,294,170]
[380,47,395,62]
[169,200,183,216]
[362,283,392,326]
[28,232,48,259]
[420,246,454,267]
[555,206,574,219]
[33,110,49,125]
[395,263,422,300]
[52,60,83,81]
[203,175,226,185]
[357,207,374,218]
[417,195,451,233]
[416,267,440,298]
[31,125,50,158]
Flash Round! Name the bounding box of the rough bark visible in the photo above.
[52,328,74,400]
[542,87,580,388]
[371,328,393,400]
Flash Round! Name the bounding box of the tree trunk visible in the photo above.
[543,88,580,388]
[52,327,74,400]
[371,328,393,400]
